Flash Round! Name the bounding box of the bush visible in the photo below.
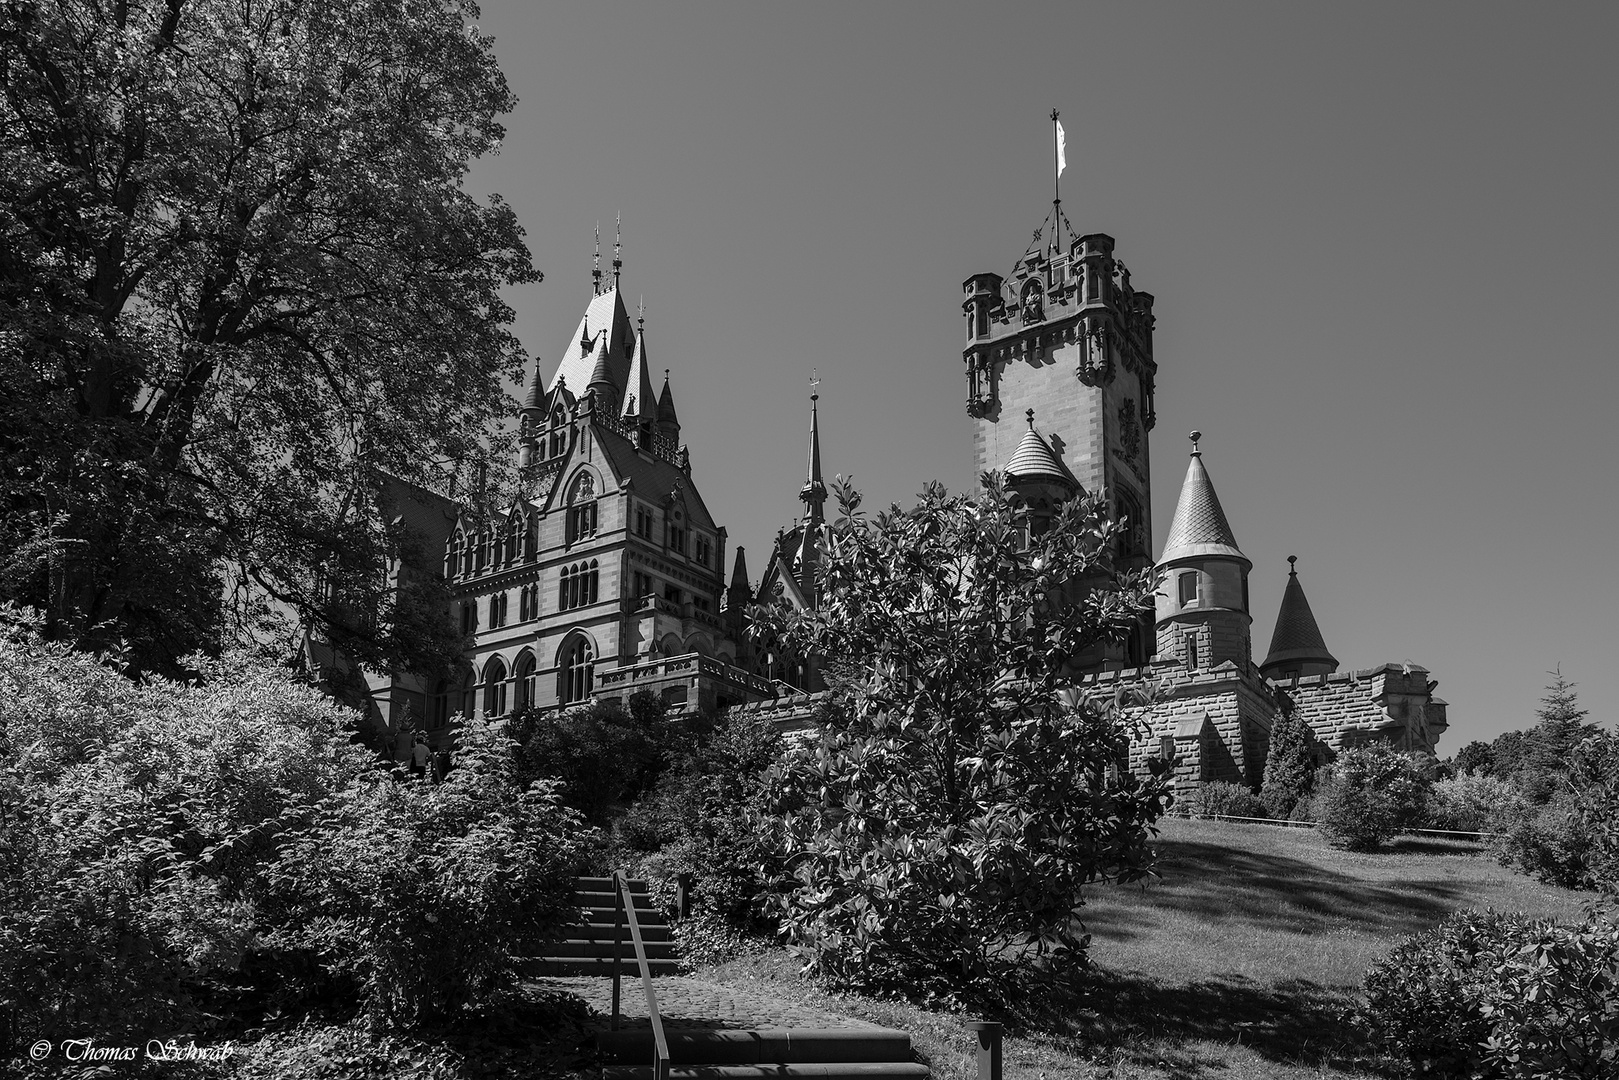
[0,615,375,1051]
[262,714,590,1025]
[615,708,787,930]
[1183,781,1268,820]
[1495,793,1595,890]
[507,692,688,827]
[1364,907,1619,1079]
[1316,743,1431,852]
[1424,770,1526,833]
[1259,712,1318,819]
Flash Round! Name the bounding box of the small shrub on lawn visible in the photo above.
[1184,781,1267,820]
[1424,770,1525,833]
[1317,743,1430,851]
[1364,906,1619,1079]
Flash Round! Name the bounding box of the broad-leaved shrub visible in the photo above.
[1316,742,1430,851]
[1364,907,1619,1079]
[1184,781,1268,820]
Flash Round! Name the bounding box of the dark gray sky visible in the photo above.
[465,1,1618,745]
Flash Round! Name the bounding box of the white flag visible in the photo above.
[1056,120,1067,177]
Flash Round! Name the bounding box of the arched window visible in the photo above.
[487,591,508,628]
[474,532,488,572]
[458,530,473,577]
[525,515,538,561]
[559,560,599,611]
[483,657,508,717]
[461,670,476,720]
[504,515,523,565]
[446,534,462,580]
[565,473,598,545]
[558,636,594,704]
[513,652,537,711]
[665,505,686,555]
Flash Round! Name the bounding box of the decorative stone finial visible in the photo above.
[1288,554,1298,574]
[811,368,820,401]
[1189,430,1202,456]
[1026,408,1036,427]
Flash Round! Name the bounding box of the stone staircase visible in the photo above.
[595,1028,930,1080]
[532,875,930,1080]
[528,876,679,977]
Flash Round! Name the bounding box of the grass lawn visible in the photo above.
[694,818,1591,1080]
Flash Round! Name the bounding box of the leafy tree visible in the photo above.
[1,0,537,676]
[752,475,1172,1006]
[1316,742,1431,851]
[1259,709,1318,819]
[1451,740,1493,776]
[507,691,684,827]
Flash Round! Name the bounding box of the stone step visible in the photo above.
[570,921,673,943]
[580,904,666,925]
[593,1028,915,1066]
[577,876,652,892]
[524,955,683,977]
[548,938,679,960]
[602,1064,930,1080]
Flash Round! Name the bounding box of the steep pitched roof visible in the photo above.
[621,326,656,421]
[583,421,717,533]
[1159,437,1246,565]
[547,287,632,400]
[1261,558,1338,675]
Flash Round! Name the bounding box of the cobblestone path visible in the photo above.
[527,975,885,1032]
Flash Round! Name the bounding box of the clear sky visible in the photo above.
[463,1,1617,745]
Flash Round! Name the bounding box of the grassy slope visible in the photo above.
[697,819,1591,1080]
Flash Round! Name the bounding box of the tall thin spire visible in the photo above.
[592,222,602,296]
[612,212,623,289]
[800,371,826,525]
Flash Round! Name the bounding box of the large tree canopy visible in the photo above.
[1,0,536,674]
[753,476,1172,1005]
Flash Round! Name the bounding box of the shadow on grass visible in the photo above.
[1084,840,1476,941]
[1008,972,1401,1079]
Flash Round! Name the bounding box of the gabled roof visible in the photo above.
[1261,558,1338,675]
[562,420,717,534]
[548,287,633,400]
[1159,436,1246,565]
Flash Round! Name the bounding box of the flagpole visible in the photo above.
[1051,108,1062,254]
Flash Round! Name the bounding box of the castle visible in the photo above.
[311,207,1449,784]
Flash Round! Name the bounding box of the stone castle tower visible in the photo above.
[963,229,1158,663]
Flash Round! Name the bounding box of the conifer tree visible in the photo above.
[1260,709,1318,819]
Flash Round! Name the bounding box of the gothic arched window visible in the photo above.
[483,657,508,717]
[513,652,537,711]
[558,636,594,705]
[559,560,599,611]
[565,473,598,545]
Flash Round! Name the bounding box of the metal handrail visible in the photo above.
[610,870,670,1080]
[1191,812,1504,839]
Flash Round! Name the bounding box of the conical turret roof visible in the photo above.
[1159,432,1247,565]
[521,355,546,414]
[1005,411,1077,489]
[1261,557,1338,677]
[621,324,656,421]
[656,370,678,425]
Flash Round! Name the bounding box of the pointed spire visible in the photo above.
[1260,556,1339,679]
[729,546,750,593]
[656,369,678,423]
[621,301,656,422]
[1005,408,1075,488]
[1159,430,1246,565]
[521,354,546,415]
[800,372,826,524]
[587,335,616,410]
[593,221,606,296]
[612,212,623,289]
